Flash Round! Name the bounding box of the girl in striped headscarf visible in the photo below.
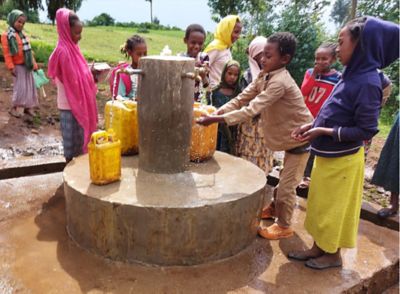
[1,9,38,118]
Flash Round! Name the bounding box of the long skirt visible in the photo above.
[305,148,364,253]
[236,115,273,175]
[371,113,399,194]
[12,65,38,108]
[60,110,84,160]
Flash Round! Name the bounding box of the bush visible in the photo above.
[30,40,98,64]
[137,27,150,34]
[31,40,54,64]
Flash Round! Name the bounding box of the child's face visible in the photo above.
[314,48,335,73]
[184,31,205,58]
[70,22,83,44]
[13,15,26,32]
[261,41,290,73]
[336,27,357,66]
[225,65,240,86]
[231,21,242,44]
[129,43,147,65]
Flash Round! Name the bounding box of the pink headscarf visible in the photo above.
[248,36,267,78]
[48,8,98,153]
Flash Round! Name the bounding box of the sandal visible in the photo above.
[288,250,324,261]
[298,177,311,189]
[377,207,398,218]
[9,107,23,118]
[305,255,342,270]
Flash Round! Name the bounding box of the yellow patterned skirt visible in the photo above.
[305,148,364,253]
[236,115,273,175]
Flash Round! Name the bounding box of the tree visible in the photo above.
[88,13,114,26]
[273,0,329,84]
[145,0,153,23]
[0,0,42,22]
[46,0,84,24]
[330,0,350,26]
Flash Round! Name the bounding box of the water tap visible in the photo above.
[182,67,206,83]
[116,67,143,75]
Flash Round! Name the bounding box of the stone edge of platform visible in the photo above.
[0,156,66,180]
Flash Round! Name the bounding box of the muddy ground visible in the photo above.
[0,62,391,207]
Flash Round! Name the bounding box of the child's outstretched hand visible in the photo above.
[196,114,224,126]
[291,123,313,141]
[292,123,333,142]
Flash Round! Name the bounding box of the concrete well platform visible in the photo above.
[63,152,267,266]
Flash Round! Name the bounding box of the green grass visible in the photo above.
[377,118,391,139]
[0,20,186,63]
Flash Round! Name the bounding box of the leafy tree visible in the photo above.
[46,0,84,24]
[0,0,42,22]
[207,0,247,20]
[331,0,350,26]
[88,13,115,26]
[273,0,329,84]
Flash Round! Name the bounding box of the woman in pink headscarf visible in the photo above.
[236,36,273,175]
[48,8,98,163]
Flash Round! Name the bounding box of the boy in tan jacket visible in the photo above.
[197,32,313,239]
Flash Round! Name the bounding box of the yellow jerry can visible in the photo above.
[104,100,138,155]
[88,129,121,185]
[190,102,218,162]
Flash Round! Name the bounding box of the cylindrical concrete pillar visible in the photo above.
[138,56,195,174]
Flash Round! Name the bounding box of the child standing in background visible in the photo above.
[198,33,313,240]
[236,36,273,176]
[298,42,341,188]
[211,60,241,154]
[205,15,242,88]
[48,8,98,163]
[1,9,38,118]
[290,17,399,270]
[110,35,147,100]
[179,24,210,101]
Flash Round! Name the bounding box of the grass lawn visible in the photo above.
[0,20,186,63]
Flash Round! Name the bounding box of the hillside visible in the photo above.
[0,20,186,63]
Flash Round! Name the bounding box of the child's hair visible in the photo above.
[68,12,80,27]
[267,32,297,61]
[184,24,206,39]
[120,34,146,58]
[318,42,337,58]
[345,16,368,42]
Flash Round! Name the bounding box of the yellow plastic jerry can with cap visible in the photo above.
[104,99,138,155]
[190,102,218,162]
[88,129,121,185]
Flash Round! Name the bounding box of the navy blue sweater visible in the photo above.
[311,17,399,158]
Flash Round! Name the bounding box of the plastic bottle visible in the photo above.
[160,45,172,56]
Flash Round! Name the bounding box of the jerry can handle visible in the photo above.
[91,130,108,145]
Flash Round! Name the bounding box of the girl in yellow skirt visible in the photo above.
[290,17,399,270]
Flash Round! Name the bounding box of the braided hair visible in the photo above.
[120,34,146,58]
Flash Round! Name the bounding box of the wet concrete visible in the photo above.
[0,172,63,222]
[0,175,398,293]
